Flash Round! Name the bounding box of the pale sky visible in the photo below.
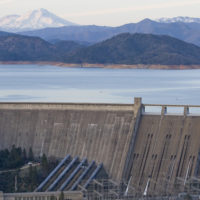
[0,0,200,26]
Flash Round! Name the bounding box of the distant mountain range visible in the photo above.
[1,9,200,46]
[0,30,16,37]
[1,9,200,66]
[0,8,77,32]
[19,18,200,46]
[1,32,200,65]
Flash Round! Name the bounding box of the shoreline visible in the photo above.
[1,61,200,69]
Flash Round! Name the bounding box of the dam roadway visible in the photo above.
[0,98,200,195]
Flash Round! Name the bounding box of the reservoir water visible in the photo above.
[0,64,200,105]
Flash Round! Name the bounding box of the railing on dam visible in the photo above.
[142,104,200,116]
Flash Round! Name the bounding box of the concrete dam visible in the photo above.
[0,98,200,196]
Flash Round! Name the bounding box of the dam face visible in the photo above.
[0,101,140,183]
[128,114,200,194]
[0,99,200,195]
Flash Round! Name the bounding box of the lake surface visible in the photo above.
[0,64,200,105]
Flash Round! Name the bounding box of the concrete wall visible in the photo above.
[1,191,83,200]
[0,101,140,182]
[128,114,200,195]
[1,100,200,195]
[0,192,3,200]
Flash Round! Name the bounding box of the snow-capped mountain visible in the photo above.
[0,8,77,32]
[156,16,200,23]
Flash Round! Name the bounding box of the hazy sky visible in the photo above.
[0,0,200,26]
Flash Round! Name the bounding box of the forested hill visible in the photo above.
[0,34,83,61]
[65,33,200,65]
[1,33,200,65]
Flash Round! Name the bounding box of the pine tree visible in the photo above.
[22,148,27,162]
[28,165,33,191]
[41,154,48,176]
[32,166,38,188]
[59,191,64,200]
[28,147,34,161]
[50,196,56,200]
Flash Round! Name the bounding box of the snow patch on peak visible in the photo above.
[0,8,77,32]
[156,16,200,23]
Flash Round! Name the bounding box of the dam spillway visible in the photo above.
[0,98,200,195]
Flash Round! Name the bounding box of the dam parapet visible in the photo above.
[142,104,200,116]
